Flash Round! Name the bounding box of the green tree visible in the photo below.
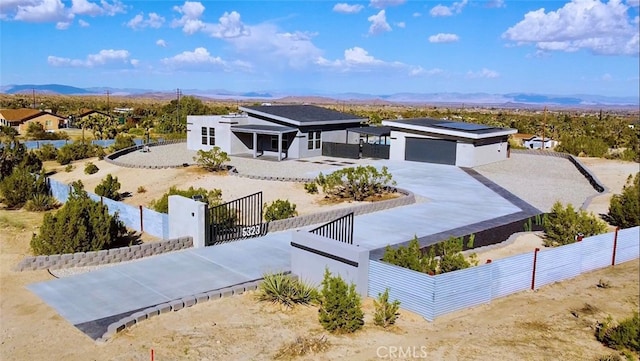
[316,165,396,202]
[0,168,48,208]
[94,174,121,201]
[193,147,230,172]
[543,201,608,247]
[36,143,58,161]
[30,181,126,255]
[382,237,437,274]
[112,133,136,151]
[318,269,364,334]
[607,173,640,229]
[373,288,401,328]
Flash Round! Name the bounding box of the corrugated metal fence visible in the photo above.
[48,178,169,239]
[368,227,639,321]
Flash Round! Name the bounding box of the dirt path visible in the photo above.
[578,157,638,217]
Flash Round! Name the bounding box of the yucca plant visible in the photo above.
[24,194,59,212]
[258,272,318,308]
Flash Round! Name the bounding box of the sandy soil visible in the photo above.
[2,158,637,361]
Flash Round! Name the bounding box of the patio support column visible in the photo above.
[252,132,257,158]
[277,133,282,161]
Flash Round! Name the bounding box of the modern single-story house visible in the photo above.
[187,104,367,161]
[381,118,517,167]
[0,108,65,134]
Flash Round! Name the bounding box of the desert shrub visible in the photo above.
[382,236,477,275]
[30,181,127,255]
[84,162,99,175]
[557,136,609,157]
[373,288,401,328]
[18,151,43,175]
[257,272,318,308]
[0,168,48,209]
[543,201,608,247]
[274,335,329,359]
[607,173,639,229]
[24,194,59,212]
[112,133,136,151]
[594,354,623,361]
[315,165,396,201]
[56,141,102,165]
[137,186,147,193]
[36,143,58,161]
[94,174,121,200]
[263,199,298,221]
[150,186,222,213]
[304,182,318,194]
[193,147,230,172]
[24,122,66,140]
[596,313,640,355]
[127,127,145,136]
[318,269,364,334]
[64,164,73,172]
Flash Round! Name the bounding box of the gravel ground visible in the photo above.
[473,153,599,212]
[113,143,375,179]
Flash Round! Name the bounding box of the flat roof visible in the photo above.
[346,126,391,137]
[231,124,297,135]
[239,105,366,127]
[382,118,517,139]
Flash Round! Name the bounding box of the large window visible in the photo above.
[271,135,288,150]
[307,131,321,150]
[202,127,215,145]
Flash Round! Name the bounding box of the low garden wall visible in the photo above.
[104,139,189,169]
[15,236,193,271]
[267,188,416,232]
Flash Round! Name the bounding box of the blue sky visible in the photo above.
[1,0,639,97]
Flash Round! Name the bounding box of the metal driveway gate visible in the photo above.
[310,212,354,244]
[207,191,267,245]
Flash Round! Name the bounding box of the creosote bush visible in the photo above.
[94,174,121,201]
[595,312,640,356]
[112,133,136,151]
[373,288,401,328]
[315,165,396,202]
[264,199,298,222]
[543,201,608,247]
[382,236,477,275]
[304,182,318,194]
[84,162,99,175]
[318,269,364,334]
[257,272,318,308]
[150,186,222,213]
[193,147,230,172]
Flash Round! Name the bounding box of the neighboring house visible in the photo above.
[0,108,65,134]
[510,133,536,147]
[381,118,517,167]
[73,109,112,127]
[187,105,367,161]
[523,136,557,150]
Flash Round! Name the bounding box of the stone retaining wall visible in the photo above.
[511,149,606,193]
[104,139,189,169]
[15,237,193,271]
[268,188,415,232]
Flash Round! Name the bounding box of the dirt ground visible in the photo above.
[1,158,638,361]
[46,157,368,219]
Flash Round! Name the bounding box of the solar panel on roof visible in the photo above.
[434,122,494,131]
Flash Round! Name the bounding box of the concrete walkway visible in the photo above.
[28,160,531,340]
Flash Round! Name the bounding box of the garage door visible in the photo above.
[405,137,456,165]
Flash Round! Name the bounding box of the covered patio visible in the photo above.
[346,126,391,145]
[231,124,297,161]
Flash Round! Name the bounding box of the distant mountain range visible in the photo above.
[1,83,638,108]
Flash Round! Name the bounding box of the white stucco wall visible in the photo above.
[456,141,508,167]
[187,114,251,154]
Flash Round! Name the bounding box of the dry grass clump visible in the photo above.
[274,335,330,359]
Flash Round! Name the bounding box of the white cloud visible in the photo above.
[370,0,406,9]
[203,11,249,38]
[396,21,405,28]
[466,68,500,78]
[333,3,364,14]
[626,0,639,6]
[503,0,639,56]
[486,0,505,8]
[2,0,123,25]
[78,18,89,26]
[412,12,421,17]
[156,39,167,47]
[430,0,468,17]
[429,33,459,43]
[71,0,101,16]
[161,47,225,68]
[171,1,206,34]
[47,49,136,67]
[315,46,422,76]
[409,67,445,76]
[368,10,391,35]
[602,73,613,81]
[14,0,70,22]
[127,12,165,29]
[55,20,70,29]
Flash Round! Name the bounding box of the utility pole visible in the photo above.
[176,88,182,125]
[105,90,111,119]
[541,106,547,150]
[32,88,36,109]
